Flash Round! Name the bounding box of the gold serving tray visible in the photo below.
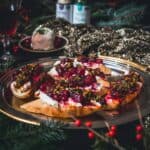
[0,56,149,128]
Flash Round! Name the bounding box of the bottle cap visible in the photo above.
[58,0,71,4]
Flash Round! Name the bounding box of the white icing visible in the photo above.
[39,91,58,107]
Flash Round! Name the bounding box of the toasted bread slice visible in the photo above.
[10,81,32,99]
[21,99,101,118]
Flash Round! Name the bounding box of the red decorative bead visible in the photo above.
[136,125,143,132]
[136,133,143,141]
[88,132,95,139]
[85,121,92,127]
[74,119,81,127]
[107,130,116,138]
[110,125,117,132]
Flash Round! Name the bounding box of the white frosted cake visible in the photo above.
[31,25,56,50]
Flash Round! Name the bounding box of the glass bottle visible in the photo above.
[56,0,71,22]
[72,0,90,25]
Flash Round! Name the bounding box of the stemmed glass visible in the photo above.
[0,0,22,70]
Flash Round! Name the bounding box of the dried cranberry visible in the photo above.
[32,75,41,82]
[96,58,103,64]
[78,56,88,63]
[77,67,85,76]
[60,90,70,101]
[84,75,96,86]
[88,57,95,63]
[100,98,107,105]
[40,83,47,92]
[111,92,119,99]
[51,93,60,101]
[71,92,84,103]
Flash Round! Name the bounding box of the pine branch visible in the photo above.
[0,114,67,150]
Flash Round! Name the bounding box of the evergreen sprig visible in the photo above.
[0,114,67,150]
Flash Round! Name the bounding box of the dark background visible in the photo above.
[22,0,150,25]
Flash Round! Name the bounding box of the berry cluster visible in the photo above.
[74,119,95,139]
[135,124,143,141]
[106,125,117,138]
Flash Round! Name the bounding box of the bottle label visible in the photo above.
[56,3,71,22]
[72,4,90,24]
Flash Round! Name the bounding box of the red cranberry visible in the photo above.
[40,83,47,92]
[96,58,103,64]
[88,57,95,63]
[71,93,84,103]
[32,75,41,82]
[111,92,119,99]
[78,56,88,63]
[84,75,96,86]
[51,93,60,101]
[77,67,85,76]
[60,90,70,101]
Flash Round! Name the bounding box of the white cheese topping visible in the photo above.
[68,98,82,107]
[85,70,89,75]
[73,58,82,67]
[39,91,58,108]
[83,63,99,69]
[23,81,31,90]
[91,100,101,107]
[54,60,61,66]
[48,67,58,76]
[106,98,113,105]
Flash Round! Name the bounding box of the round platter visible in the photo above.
[0,56,149,128]
[19,35,68,53]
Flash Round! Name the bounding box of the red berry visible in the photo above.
[85,121,92,127]
[136,125,143,132]
[13,45,19,53]
[74,119,81,127]
[88,132,95,139]
[110,125,117,132]
[107,130,116,138]
[136,133,143,141]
